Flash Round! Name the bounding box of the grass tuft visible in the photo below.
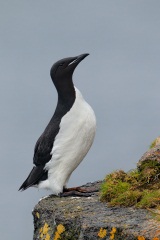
[100,159,160,211]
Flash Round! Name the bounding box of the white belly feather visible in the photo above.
[38,88,96,194]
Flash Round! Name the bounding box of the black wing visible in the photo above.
[19,165,47,191]
[19,120,60,191]
[33,129,59,166]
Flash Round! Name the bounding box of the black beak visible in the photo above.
[67,53,89,69]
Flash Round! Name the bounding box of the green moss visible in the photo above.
[101,178,131,202]
[138,159,160,172]
[136,189,160,208]
[110,190,142,207]
[149,139,157,149]
[149,136,160,148]
[100,159,160,210]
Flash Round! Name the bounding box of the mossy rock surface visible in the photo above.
[33,181,160,240]
[137,145,160,167]
[100,145,160,215]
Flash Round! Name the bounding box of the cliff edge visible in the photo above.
[32,181,160,240]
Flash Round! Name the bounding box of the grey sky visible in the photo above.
[1,1,160,239]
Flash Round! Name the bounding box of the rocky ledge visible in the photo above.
[32,181,160,240]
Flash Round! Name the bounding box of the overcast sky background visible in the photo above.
[1,1,160,239]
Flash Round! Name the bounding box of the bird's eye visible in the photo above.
[59,63,63,66]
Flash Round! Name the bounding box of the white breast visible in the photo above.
[38,87,96,194]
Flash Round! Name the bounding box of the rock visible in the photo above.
[32,181,160,240]
[137,144,160,169]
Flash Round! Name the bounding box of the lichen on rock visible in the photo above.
[33,181,160,240]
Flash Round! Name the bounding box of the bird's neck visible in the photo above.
[52,84,75,121]
[57,85,75,105]
[53,76,75,105]
[57,88,75,107]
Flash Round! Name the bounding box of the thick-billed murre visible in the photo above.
[19,53,96,197]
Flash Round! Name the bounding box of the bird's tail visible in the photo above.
[19,165,47,191]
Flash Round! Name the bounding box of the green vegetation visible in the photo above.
[149,139,157,149]
[149,136,160,149]
[100,160,160,211]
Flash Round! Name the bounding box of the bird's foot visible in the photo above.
[60,186,99,197]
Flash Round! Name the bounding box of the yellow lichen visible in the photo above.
[152,238,160,240]
[98,227,107,238]
[40,232,43,239]
[54,231,60,240]
[110,234,114,239]
[110,227,116,239]
[39,222,50,239]
[45,233,50,240]
[57,224,65,234]
[43,223,50,234]
[36,212,40,218]
[54,224,65,240]
[110,227,116,234]
[137,236,145,240]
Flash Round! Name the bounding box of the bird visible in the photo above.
[19,53,96,197]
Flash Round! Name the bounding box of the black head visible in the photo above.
[50,53,89,91]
